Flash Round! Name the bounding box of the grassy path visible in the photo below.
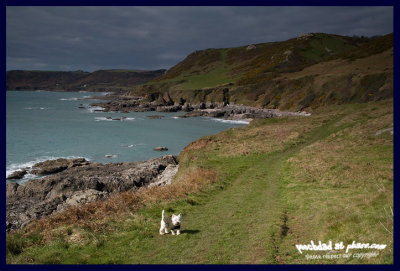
[96,153,286,264]
[13,104,393,264]
[78,117,342,264]
[57,153,283,264]
[161,154,284,264]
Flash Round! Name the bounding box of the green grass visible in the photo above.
[297,34,356,62]
[145,53,239,90]
[7,100,393,264]
[172,65,237,90]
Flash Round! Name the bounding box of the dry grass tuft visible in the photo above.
[24,168,217,241]
[183,137,216,152]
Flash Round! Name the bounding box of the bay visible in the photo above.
[6,91,247,183]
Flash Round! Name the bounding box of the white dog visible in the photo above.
[159,210,182,235]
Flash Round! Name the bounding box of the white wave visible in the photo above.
[95,117,135,122]
[121,144,132,148]
[208,118,249,125]
[6,160,39,178]
[24,107,52,110]
[87,106,105,113]
[94,117,113,122]
[6,155,91,180]
[59,97,79,101]
[121,142,146,148]
[104,154,117,158]
[172,116,181,119]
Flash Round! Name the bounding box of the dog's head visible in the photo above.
[171,214,182,225]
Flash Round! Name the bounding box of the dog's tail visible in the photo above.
[162,209,165,220]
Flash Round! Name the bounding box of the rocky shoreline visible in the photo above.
[6,93,312,232]
[6,155,178,232]
[88,94,311,121]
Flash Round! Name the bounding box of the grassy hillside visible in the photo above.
[7,99,393,264]
[130,33,393,110]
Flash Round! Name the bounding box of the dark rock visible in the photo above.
[89,95,311,120]
[192,103,206,110]
[179,111,205,118]
[6,155,178,232]
[178,104,311,121]
[205,102,215,109]
[30,158,89,176]
[208,110,226,118]
[7,169,28,180]
[181,103,193,112]
[147,115,164,119]
[153,146,168,151]
[156,105,182,112]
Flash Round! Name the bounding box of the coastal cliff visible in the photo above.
[130,33,393,111]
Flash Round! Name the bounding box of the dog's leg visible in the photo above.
[160,225,165,235]
[164,227,169,234]
[160,220,166,235]
[171,229,175,235]
[176,230,180,235]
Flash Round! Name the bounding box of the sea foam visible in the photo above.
[87,106,105,113]
[6,155,91,183]
[95,117,135,122]
[59,97,79,101]
[208,118,250,125]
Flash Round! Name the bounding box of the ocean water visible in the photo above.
[6,91,247,183]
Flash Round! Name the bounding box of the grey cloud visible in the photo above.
[6,6,393,71]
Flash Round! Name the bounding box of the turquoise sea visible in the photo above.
[6,91,247,183]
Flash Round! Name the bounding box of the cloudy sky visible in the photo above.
[6,6,393,72]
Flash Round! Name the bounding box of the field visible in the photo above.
[6,99,393,264]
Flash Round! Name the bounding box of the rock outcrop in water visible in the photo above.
[30,158,90,176]
[90,94,311,122]
[6,158,90,180]
[153,146,168,151]
[6,169,28,180]
[6,155,178,232]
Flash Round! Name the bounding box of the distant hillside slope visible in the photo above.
[6,69,166,92]
[130,33,393,111]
